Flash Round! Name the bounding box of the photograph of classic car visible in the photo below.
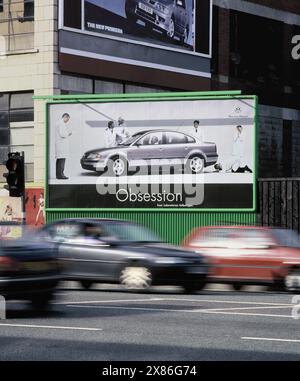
[81,129,218,176]
[125,0,191,45]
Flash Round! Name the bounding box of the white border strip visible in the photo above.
[60,47,211,78]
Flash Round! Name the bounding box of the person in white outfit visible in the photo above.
[104,121,117,148]
[189,120,204,143]
[55,113,72,179]
[215,125,252,173]
[115,117,131,144]
[35,193,45,225]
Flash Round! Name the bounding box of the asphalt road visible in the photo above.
[1,283,300,361]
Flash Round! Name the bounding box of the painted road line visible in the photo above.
[0,323,102,331]
[164,298,292,306]
[242,337,300,343]
[67,304,293,318]
[201,305,293,312]
[54,298,165,305]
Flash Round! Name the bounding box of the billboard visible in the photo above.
[84,0,196,54]
[47,94,257,211]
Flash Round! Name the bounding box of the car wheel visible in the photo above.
[109,157,127,177]
[166,17,175,39]
[186,156,204,174]
[120,266,152,290]
[284,269,300,293]
[182,281,206,294]
[30,293,53,312]
[125,3,138,23]
[80,280,93,290]
[232,283,244,291]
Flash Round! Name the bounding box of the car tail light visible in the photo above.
[0,256,17,272]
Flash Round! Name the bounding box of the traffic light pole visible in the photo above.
[21,151,26,226]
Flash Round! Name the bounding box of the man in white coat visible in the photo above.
[104,121,117,148]
[115,116,131,144]
[189,120,204,143]
[55,113,72,179]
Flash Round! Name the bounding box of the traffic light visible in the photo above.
[3,152,25,198]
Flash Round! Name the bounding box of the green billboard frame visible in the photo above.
[36,91,258,214]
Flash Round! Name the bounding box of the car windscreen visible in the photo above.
[119,133,144,146]
[102,223,162,243]
[272,229,300,248]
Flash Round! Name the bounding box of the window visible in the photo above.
[24,0,34,21]
[0,0,3,12]
[137,132,163,146]
[165,132,190,144]
[0,92,34,183]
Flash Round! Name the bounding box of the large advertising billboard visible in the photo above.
[85,0,196,54]
[47,94,257,211]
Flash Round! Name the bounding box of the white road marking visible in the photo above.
[54,298,164,305]
[201,305,293,312]
[0,323,102,331]
[242,337,300,343]
[164,298,292,306]
[67,304,293,318]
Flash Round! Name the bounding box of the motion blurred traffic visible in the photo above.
[1,220,300,313]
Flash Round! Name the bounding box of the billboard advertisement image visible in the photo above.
[84,0,196,53]
[47,95,257,210]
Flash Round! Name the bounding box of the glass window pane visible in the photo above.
[0,94,9,111]
[0,128,9,145]
[0,147,9,164]
[10,93,34,109]
[0,112,9,128]
[10,109,34,123]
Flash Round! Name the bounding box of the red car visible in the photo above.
[183,226,300,292]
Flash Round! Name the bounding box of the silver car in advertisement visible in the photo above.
[125,0,191,44]
[81,130,218,176]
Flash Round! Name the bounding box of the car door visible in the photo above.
[130,132,165,167]
[164,131,191,164]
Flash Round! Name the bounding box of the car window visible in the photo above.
[137,132,163,146]
[272,229,300,247]
[45,223,83,241]
[165,132,189,144]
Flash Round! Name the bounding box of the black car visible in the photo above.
[39,219,208,293]
[0,229,60,310]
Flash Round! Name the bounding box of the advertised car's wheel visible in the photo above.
[80,280,93,290]
[182,281,206,294]
[30,292,53,312]
[166,17,175,39]
[120,266,152,290]
[125,3,138,23]
[284,269,300,292]
[186,156,204,174]
[109,157,127,176]
[232,283,244,291]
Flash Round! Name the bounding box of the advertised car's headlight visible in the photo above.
[87,153,102,160]
[155,258,186,265]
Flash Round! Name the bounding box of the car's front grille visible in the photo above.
[136,9,156,23]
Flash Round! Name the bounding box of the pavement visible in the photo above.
[1,283,300,361]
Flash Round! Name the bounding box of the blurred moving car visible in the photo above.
[0,227,60,310]
[183,226,300,292]
[81,130,218,176]
[39,219,208,293]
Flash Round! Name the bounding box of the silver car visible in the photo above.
[125,0,191,45]
[81,130,218,176]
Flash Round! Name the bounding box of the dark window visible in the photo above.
[64,0,82,29]
[24,0,34,21]
[0,0,3,12]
